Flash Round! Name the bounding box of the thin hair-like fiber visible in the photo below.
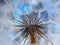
[13,12,54,45]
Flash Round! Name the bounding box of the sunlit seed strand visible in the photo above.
[23,33,28,44]
[40,34,48,45]
[14,28,25,33]
[25,15,30,24]
[21,30,26,37]
[32,15,35,24]
[35,16,42,24]
[40,23,48,26]
[36,28,47,39]
[16,32,23,42]
[29,15,33,24]
[19,28,26,31]
[34,16,37,24]
[16,19,26,25]
[34,15,37,23]
[22,16,28,24]
[30,13,36,24]
[33,15,37,24]
[26,15,31,24]
[24,36,28,44]
[14,28,25,32]
[38,24,46,27]
[23,32,28,39]
[38,25,45,29]
[37,29,46,38]
[31,15,33,24]
[44,36,54,45]
[14,25,26,27]
[39,31,54,45]
[22,33,27,41]
[22,19,28,24]
[36,28,46,40]
[26,15,30,24]
[24,15,29,24]
[36,29,49,45]
[38,31,54,45]
[46,38,54,45]
[36,10,48,23]
[38,22,50,27]
[31,16,34,23]
[37,18,48,24]
[34,14,38,24]
[30,12,37,24]
[38,24,47,29]
[29,15,32,24]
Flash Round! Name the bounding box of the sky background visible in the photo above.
[0,0,60,45]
